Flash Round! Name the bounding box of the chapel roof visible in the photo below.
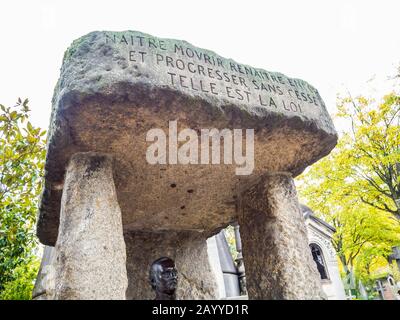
[301,204,336,233]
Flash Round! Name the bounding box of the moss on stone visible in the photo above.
[62,35,87,64]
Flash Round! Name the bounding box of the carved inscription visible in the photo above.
[104,32,323,115]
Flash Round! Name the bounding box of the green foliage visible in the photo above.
[0,257,39,300]
[389,262,400,282]
[336,93,400,219]
[224,226,238,260]
[297,91,400,286]
[0,99,46,298]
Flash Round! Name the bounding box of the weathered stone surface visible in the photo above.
[53,152,128,299]
[37,30,337,245]
[238,172,325,299]
[124,231,217,300]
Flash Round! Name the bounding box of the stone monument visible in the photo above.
[34,30,337,299]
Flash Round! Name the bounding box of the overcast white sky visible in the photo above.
[1,0,399,133]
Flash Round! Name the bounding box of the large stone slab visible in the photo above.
[37,30,337,245]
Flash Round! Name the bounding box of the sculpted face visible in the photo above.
[150,257,178,296]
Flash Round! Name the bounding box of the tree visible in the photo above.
[0,99,46,298]
[334,203,400,276]
[336,93,400,220]
[297,91,400,281]
[0,259,40,300]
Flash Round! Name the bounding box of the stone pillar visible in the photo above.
[238,172,325,300]
[53,152,128,299]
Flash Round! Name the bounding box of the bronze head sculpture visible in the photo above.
[149,257,178,300]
